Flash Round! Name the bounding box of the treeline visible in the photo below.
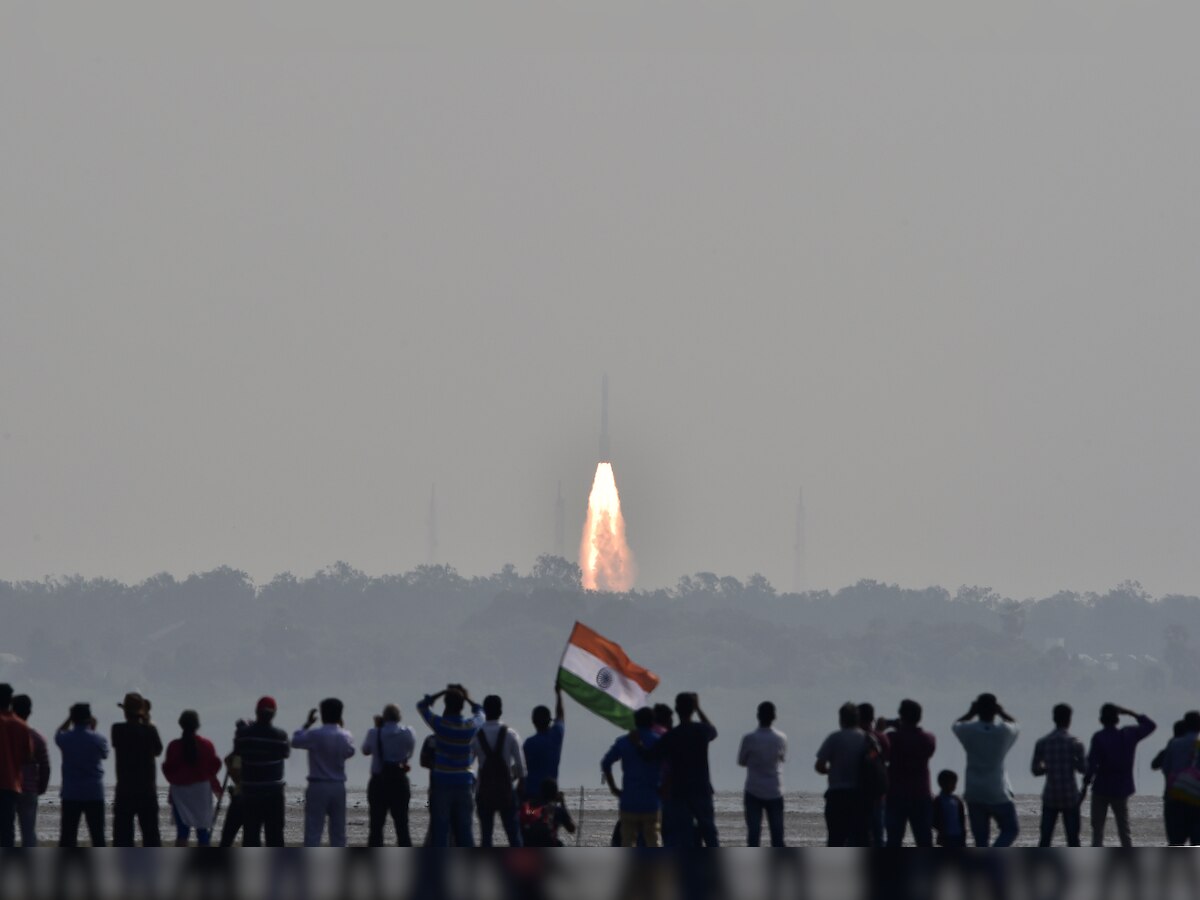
[1,559,1196,699]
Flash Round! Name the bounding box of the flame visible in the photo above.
[579,462,636,591]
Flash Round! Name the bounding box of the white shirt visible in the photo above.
[472,721,525,781]
[361,722,416,777]
[952,720,1019,805]
[291,723,355,782]
[739,726,787,800]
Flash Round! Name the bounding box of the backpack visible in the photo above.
[419,736,437,770]
[859,732,889,799]
[519,800,558,847]
[476,726,515,807]
[1167,739,1200,808]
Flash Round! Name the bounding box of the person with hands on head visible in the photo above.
[111,692,163,846]
[634,691,719,847]
[952,693,1020,847]
[56,703,108,847]
[292,698,355,847]
[1084,703,1156,847]
[418,684,485,847]
[362,703,415,846]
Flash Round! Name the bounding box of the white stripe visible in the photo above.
[561,644,650,710]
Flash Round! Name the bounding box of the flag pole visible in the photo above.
[557,623,578,680]
[576,785,585,846]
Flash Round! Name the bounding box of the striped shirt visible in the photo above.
[233,721,290,792]
[418,696,484,786]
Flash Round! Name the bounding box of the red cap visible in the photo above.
[256,696,277,713]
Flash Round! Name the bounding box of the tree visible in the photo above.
[531,555,582,590]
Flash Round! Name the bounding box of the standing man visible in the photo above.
[879,699,936,847]
[234,696,290,847]
[1161,710,1200,846]
[418,684,485,847]
[0,684,33,848]
[111,692,163,846]
[738,700,787,847]
[858,703,890,847]
[362,703,415,846]
[1031,703,1086,846]
[1085,703,1156,847]
[601,707,662,847]
[816,702,869,847]
[12,695,50,847]
[640,692,719,847]
[472,695,526,847]
[291,698,356,847]
[523,685,565,803]
[56,703,108,847]
[952,693,1020,847]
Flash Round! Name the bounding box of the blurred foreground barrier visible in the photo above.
[0,849,1196,900]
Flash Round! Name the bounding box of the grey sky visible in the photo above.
[3,3,1199,599]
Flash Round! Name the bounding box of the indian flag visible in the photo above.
[557,621,660,728]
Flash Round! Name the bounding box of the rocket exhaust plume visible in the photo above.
[580,462,636,591]
[581,377,635,591]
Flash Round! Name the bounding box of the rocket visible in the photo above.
[599,374,611,461]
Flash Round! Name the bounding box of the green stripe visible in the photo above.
[557,668,635,729]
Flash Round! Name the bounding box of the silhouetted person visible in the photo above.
[1151,720,1187,784]
[11,694,48,847]
[637,692,719,847]
[879,699,935,847]
[418,684,484,847]
[858,703,889,847]
[1159,710,1200,845]
[292,697,355,846]
[816,701,869,847]
[217,746,244,848]
[738,700,787,847]
[931,770,966,848]
[362,703,415,846]
[162,709,222,846]
[523,685,565,803]
[56,702,108,846]
[472,694,525,847]
[1085,703,1155,847]
[651,703,675,847]
[518,777,575,846]
[952,692,1019,847]
[602,706,662,847]
[0,683,33,848]
[111,691,163,846]
[233,696,290,846]
[1031,703,1085,846]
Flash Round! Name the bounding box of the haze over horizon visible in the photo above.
[4,3,1200,600]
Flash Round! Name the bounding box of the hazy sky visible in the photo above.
[3,4,1199,599]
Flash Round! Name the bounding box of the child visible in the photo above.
[519,778,576,847]
[932,770,967,848]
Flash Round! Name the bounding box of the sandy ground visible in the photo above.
[24,790,1168,847]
